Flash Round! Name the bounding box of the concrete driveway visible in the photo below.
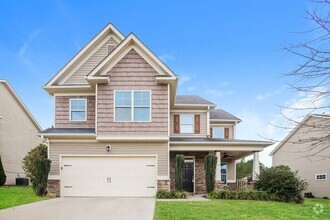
[0,197,155,220]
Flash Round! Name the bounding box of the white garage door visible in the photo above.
[60,156,157,197]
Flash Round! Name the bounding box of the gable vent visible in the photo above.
[107,44,116,54]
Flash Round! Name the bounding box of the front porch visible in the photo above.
[168,137,272,194]
[169,151,260,194]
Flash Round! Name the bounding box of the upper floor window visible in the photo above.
[213,127,224,138]
[114,91,151,122]
[70,99,87,121]
[315,174,327,180]
[180,115,194,133]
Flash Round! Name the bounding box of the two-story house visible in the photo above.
[40,24,272,197]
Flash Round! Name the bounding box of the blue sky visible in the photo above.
[0,0,319,166]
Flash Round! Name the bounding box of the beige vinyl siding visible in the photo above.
[55,96,95,128]
[49,141,168,177]
[0,84,41,185]
[97,49,168,136]
[64,38,118,84]
[273,116,330,198]
[170,112,207,136]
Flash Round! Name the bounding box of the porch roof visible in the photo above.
[170,137,273,152]
[170,137,272,145]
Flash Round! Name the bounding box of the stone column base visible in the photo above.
[157,180,171,191]
[48,180,60,197]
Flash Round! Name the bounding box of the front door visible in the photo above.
[183,162,194,192]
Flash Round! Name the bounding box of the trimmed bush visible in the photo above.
[0,155,6,186]
[304,192,315,198]
[205,154,217,193]
[34,158,51,196]
[254,165,307,204]
[156,189,189,199]
[208,189,278,201]
[175,154,185,190]
[23,143,48,192]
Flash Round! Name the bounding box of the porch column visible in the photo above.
[252,151,260,181]
[215,152,221,181]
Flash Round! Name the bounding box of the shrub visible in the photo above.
[205,154,217,193]
[323,197,329,199]
[175,154,185,190]
[0,155,6,186]
[254,165,307,204]
[22,143,48,193]
[34,158,51,196]
[304,192,315,198]
[156,189,189,199]
[208,189,277,201]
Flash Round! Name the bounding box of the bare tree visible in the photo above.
[275,0,330,159]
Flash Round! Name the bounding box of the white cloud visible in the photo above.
[220,81,229,87]
[179,75,191,84]
[158,53,175,63]
[256,88,282,101]
[205,89,224,97]
[18,30,39,57]
[187,86,196,91]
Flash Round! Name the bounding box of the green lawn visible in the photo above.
[154,199,330,220]
[0,186,50,210]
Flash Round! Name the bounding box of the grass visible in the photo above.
[154,198,330,220]
[0,186,50,210]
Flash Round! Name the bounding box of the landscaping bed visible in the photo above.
[0,186,50,210]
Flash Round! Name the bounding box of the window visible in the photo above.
[70,99,87,121]
[221,163,227,184]
[315,174,327,180]
[180,115,194,133]
[213,127,224,138]
[114,91,151,122]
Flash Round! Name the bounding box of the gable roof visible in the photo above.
[269,114,330,156]
[86,33,177,78]
[175,95,215,106]
[210,109,241,122]
[0,80,42,131]
[45,23,125,87]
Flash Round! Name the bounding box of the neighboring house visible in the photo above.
[41,24,272,197]
[0,80,42,185]
[271,114,330,198]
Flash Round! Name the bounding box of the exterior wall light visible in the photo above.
[106,145,112,152]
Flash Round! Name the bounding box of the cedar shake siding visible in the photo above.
[64,37,118,84]
[49,142,168,177]
[55,96,95,128]
[170,112,207,136]
[97,49,168,136]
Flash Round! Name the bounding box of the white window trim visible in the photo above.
[69,98,87,121]
[212,127,225,138]
[114,90,152,122]
[315,173,327,181]
[221,162,228,185]
[180,114,194,134]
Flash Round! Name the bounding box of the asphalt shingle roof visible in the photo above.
[175,95,215,106]
[40,128,95,134]
[210,109,241,121]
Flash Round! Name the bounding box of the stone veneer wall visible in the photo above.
[157,180,171,191]
[170,151,209,194]
[48,180,60,197]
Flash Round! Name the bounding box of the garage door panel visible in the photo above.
[61,156,156,197]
